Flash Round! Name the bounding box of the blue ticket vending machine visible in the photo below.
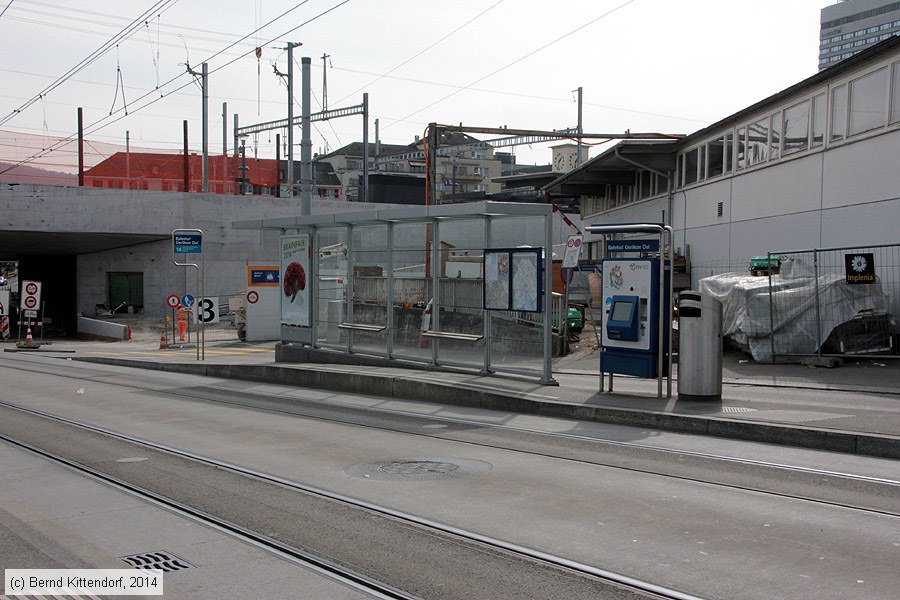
[600,258,670,378]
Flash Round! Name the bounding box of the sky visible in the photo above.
[0,0,839,171]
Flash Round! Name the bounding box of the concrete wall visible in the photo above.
[0,184,406,319]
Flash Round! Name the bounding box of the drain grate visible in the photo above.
[346,458,492,481]
[120,550,194,573]
[680,406,758,415]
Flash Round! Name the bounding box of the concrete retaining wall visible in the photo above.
[77,316,129,341]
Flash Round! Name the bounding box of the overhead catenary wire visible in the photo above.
[332,0,505,107]
[0,0,14,19]
[0,0,353,175]
[384,0,636,131]
[0,0,178,127]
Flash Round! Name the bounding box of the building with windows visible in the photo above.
[320,132,502,203]
[547,35,900,310]
[820,0,900,70]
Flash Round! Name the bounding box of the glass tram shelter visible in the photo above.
[234,202,566,384]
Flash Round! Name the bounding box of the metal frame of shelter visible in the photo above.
[234,202,559,384]
[585,223,675,398]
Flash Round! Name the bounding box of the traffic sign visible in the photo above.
[23,309,38,318]
[21,280,41,312]
[246,290,260,304]
[181,294,195,308]
[166,294,181,309]
[561,235,583,268]
[195,296,219,324]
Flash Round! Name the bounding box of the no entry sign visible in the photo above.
[21,280,41,311]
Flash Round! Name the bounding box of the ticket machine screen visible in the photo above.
[606,295,640,341]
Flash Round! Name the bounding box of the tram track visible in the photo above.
[0,400,703,600]
[2,357,898,516]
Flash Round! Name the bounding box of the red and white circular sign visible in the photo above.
[25,282,38,295]
[246,290,260,304]
[166,294,181,309]
[23,295,37,309]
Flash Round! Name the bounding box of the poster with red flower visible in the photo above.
[280,234,311,326]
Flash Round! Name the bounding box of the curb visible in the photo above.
[74,357,900,460]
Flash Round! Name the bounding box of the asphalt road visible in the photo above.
[1,351,898,599]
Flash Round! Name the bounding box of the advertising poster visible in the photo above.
[484,251,510,310]
[281,235,311,326]
[483,248,542,312]
[511,252,539,311]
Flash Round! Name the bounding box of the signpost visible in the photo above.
[173,229,205,360]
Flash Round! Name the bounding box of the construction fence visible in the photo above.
[695,244,899,363]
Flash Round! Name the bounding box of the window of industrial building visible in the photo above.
[724,133,734,174]
[812,94,826,146]
[735,126,747,170]
[683,147,698,185]
[831,84,848,141]
[769,114,781,160]
[699,145,707,179]
[783,100,810,155]
[640,170,653,199]
[747,118,769,166]
[891,62,900,123]
[849,67,888,135]
[708,137,725,178]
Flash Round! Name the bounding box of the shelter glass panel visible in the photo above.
[350,225,390,355]
[315,227,348,348]
[486,216,547,375]
[390,222,432,361]
[433,218,487,370]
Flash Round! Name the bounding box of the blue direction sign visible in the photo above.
[181,294,195,308]
[606,239,660,253]
[174,233,202,254]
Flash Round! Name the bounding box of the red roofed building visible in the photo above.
[84,152,278,195]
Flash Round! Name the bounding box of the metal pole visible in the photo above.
[375,118,381,171]
[813,249,822,358]
[286,43,297,198]
[483,216,492,374]
[183,120,189,192]
[201,62,208,193]
[362,93,369,203]
[300,56,312,215]
[386,222,394,359]
[231,113,240,194]
[126,131,130,189]
[77,108,84,186]
[222,102,227,191]
[431,218,440,365]
[542,211,555,384]
[575,86,584,167]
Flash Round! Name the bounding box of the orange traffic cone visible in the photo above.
[159,328,169,350]
[25,327,33,344]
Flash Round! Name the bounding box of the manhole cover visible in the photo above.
[120,550,194,573]
[346,458,492,481]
